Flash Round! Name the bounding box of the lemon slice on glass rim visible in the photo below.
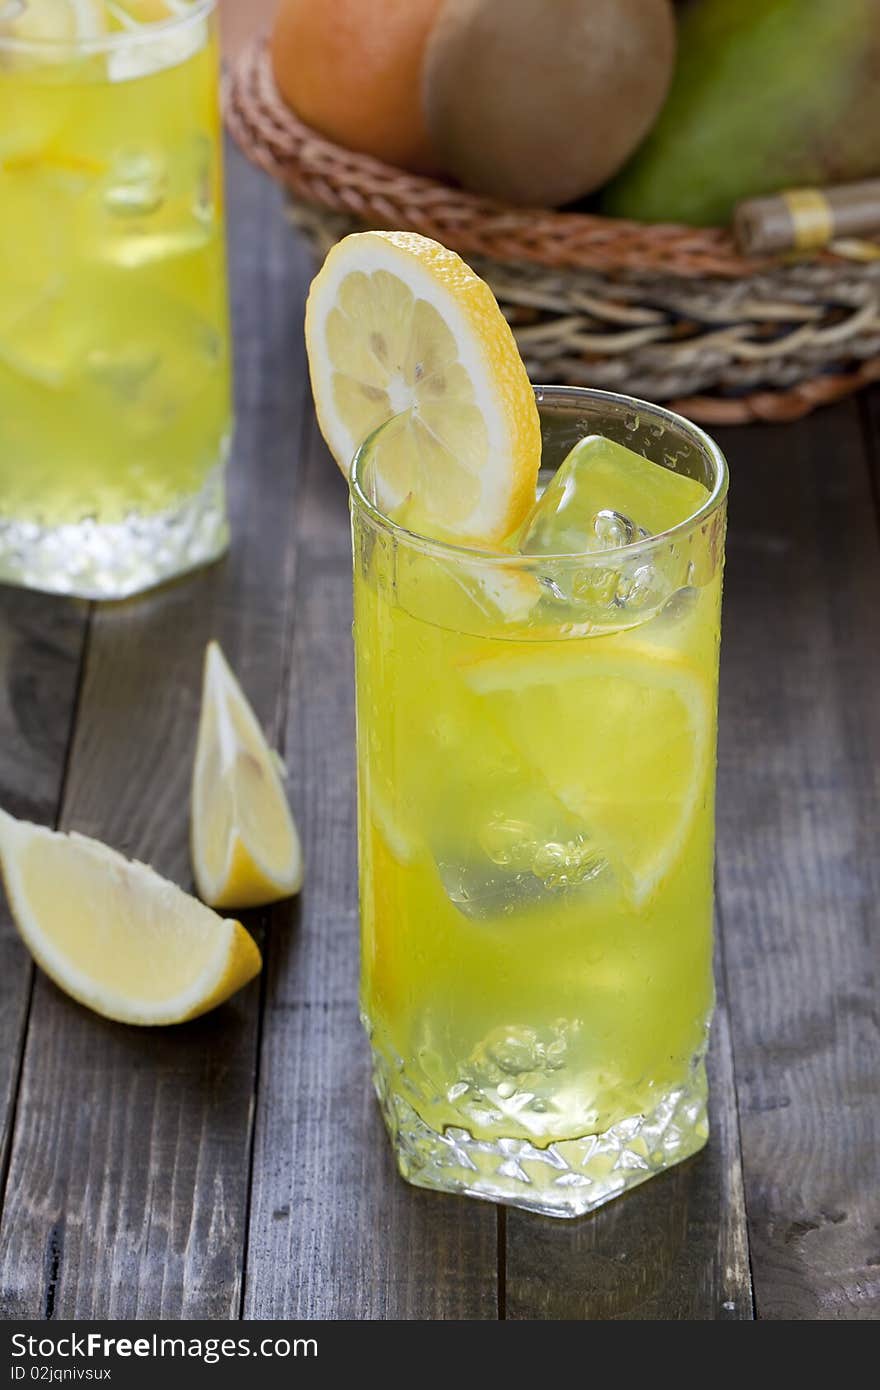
[0,809,261,1025]
[305,229,541,546]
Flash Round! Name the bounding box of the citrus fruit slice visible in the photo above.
[105,0,208,79]
[304,229,541,544]
[109,1,178,24]
[191,641,303,909]
[461,639,712,905]
[0,809,261,1025]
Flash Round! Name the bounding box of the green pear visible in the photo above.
[603,0,880,225]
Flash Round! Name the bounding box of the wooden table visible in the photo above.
[0,144,878,1322]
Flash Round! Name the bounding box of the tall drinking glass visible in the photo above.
[351,387,728,1217]
[0,0,231,598]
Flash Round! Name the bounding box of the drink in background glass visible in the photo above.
[0,0,231,598]
[351,387,728,1217]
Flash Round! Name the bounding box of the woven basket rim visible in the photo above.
[225,35,854,281]
[226,36,880,426]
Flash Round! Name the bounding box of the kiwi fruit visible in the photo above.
[422,0,677,207]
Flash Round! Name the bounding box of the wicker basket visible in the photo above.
[226,37,880,425]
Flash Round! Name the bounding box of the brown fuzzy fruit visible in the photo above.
[423,0,677,206]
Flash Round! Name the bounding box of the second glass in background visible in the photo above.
[0,0,231,598]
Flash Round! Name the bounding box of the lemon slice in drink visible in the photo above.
[191,642,303,910]
[305,230,541,544]
[109,1,178,22]
[104,0,209,80]
[0,0,106,43]
[462,640,712,905]
[0,809,261,1025]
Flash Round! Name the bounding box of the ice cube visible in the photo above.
[435,781,608,921]
[521,434,708,556]
[81,290,223,436]
[516,434,709,625]
[0,280,85,389]
[103,148,167,218]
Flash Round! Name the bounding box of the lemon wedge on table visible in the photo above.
[0,809,261,1025]
[304,230,541,545]
[191,641,303,910]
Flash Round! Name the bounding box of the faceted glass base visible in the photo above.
[0,463,229,600]
[373,1049,709,1218]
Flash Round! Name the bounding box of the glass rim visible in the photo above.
[349,384,729,568]
[0,0,215,55]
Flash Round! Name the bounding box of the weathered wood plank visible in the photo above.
[0,147,311,1319]
[0,593,88,1218]
[241,423,499,1320]
[715,400,880,1320]
[860,385,880,514]
[504,953,753,1320]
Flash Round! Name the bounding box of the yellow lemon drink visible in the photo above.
[304,232,727,1217]
[352,394,727,1217]
[0,1,230,597]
